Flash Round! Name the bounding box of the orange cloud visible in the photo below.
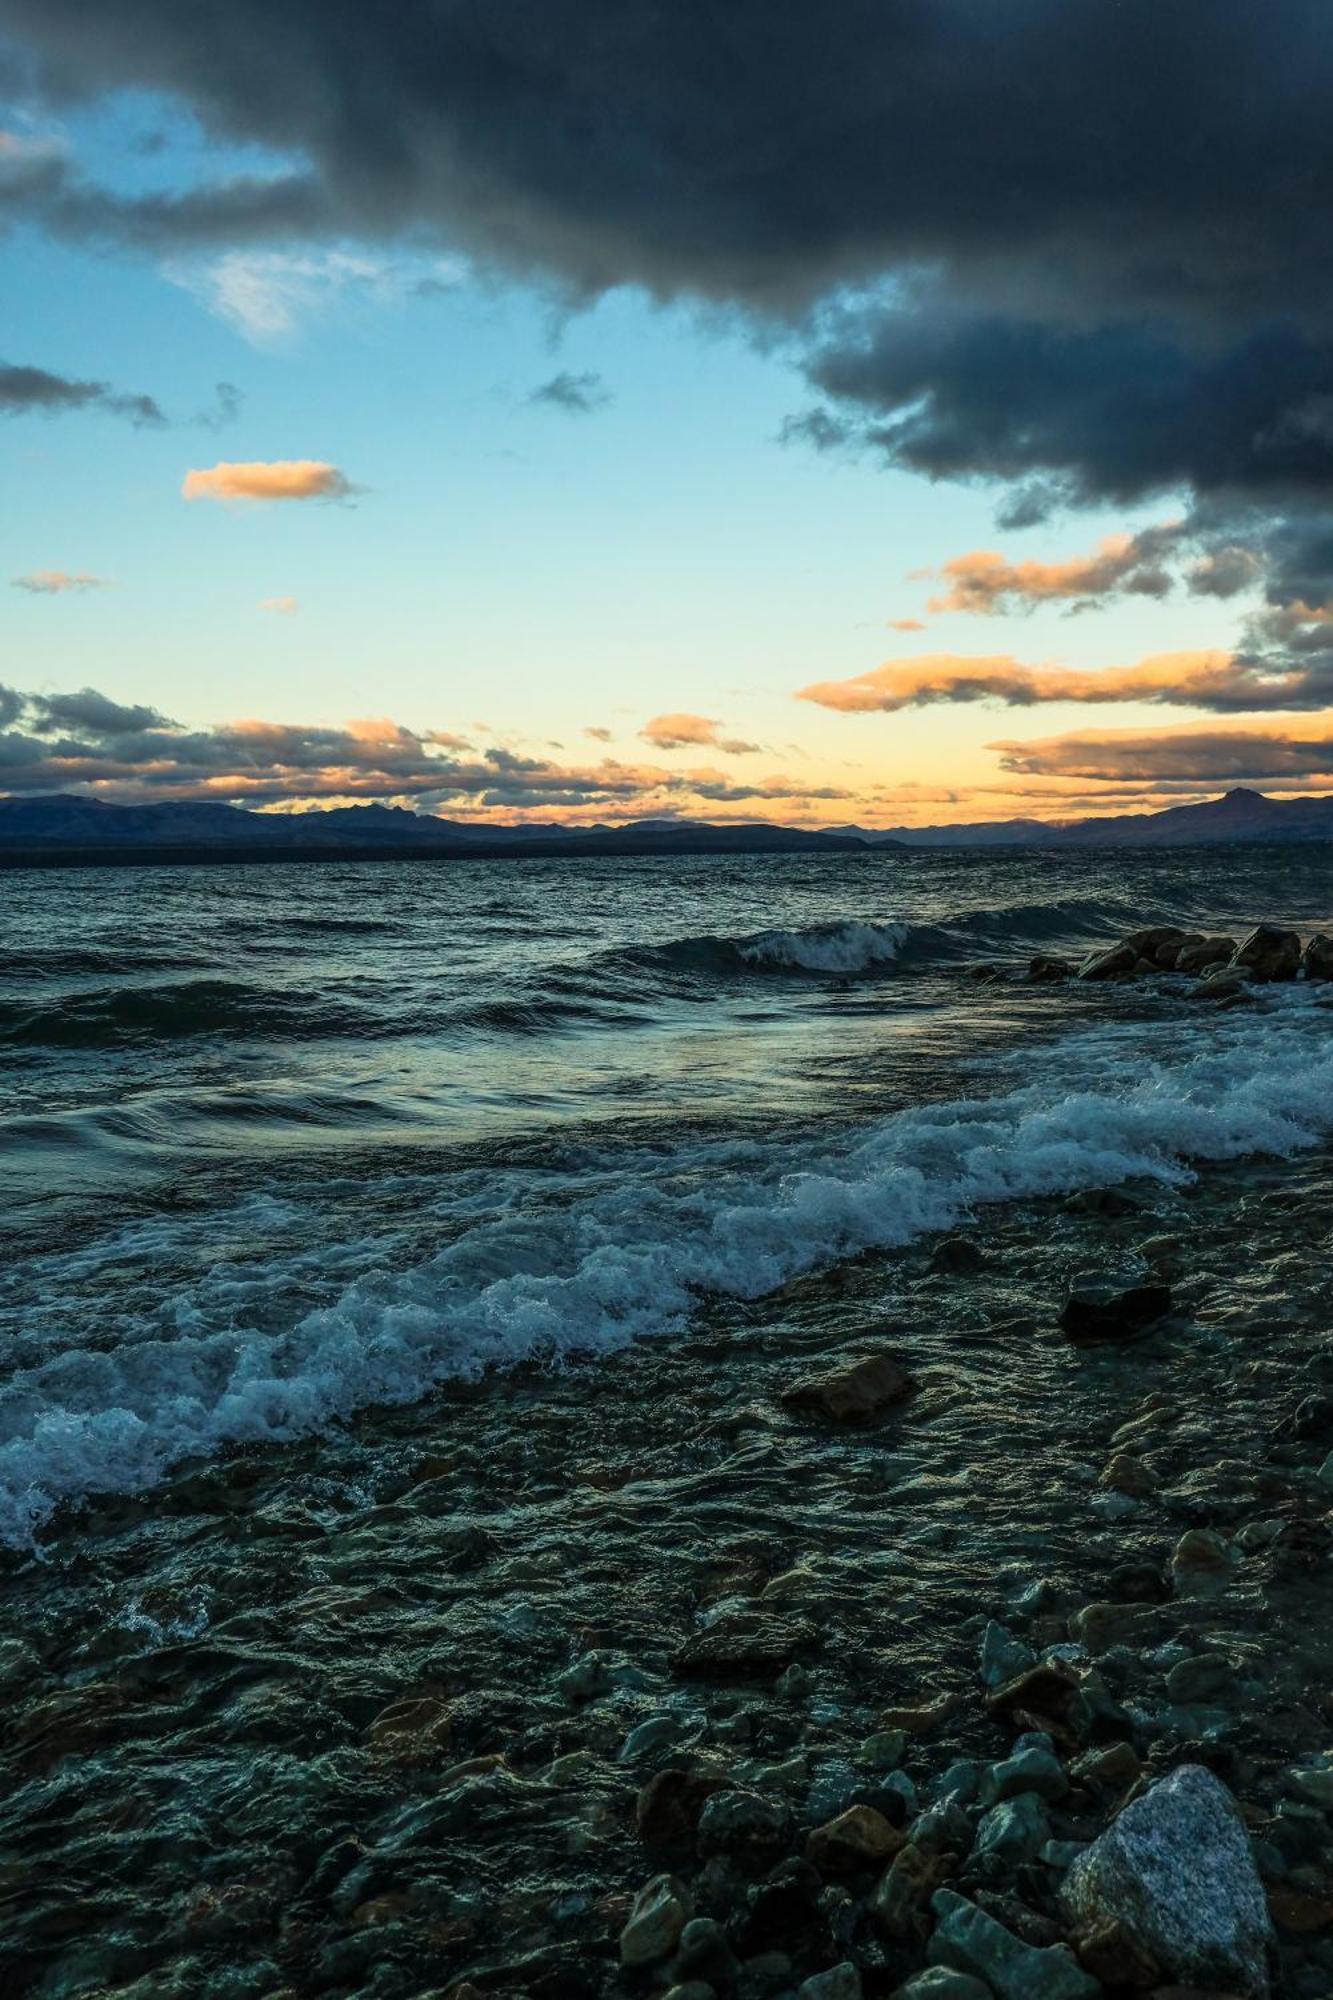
[12,569,109,594]
[182,460,356,503]
[927,529,1179,613]
[641,712,759,753]
[258,594,298,614]
[798,648,1320,714]
[887,616,926,632]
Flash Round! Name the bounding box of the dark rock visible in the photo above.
[741,1858,823,1949]
[1301,932,1333,980]
[929,1236,987,1275]
[1077,942,1138,981]
[1028,955,1073,982]
[696,1790,794,1865]
[1231,924,1301,982]
[805,1804,904,1877]
[636,1768,728,1850]
[1060,1281,1172,1344]
[674,1914,742,1992]
[1189,971,1248,1005]
[1124,927,1188,957]
[1176,935,1236,974]
[672,1614,818,1679]
[779,1352,916,1424]
[1107,1560,1171,1603]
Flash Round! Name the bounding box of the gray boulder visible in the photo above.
[1176,934,1235,974]
[1061,1763,1273,1997]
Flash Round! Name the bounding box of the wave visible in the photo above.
[0,979,378,1048]
[3,999,1331,1545]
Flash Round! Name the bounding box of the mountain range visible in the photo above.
[0,786,1330,864]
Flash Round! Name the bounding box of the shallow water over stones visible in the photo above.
[2,1149,1333,1997]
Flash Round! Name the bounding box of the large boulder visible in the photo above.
[1302,932,1333,979]
[1061,1763,1273,1997]
[1077,942,1138,981]
[1230,924,1301,982]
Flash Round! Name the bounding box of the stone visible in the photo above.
[1069,1600,1161,1654]
[930,1236,987,1274]
[1028,955,1073,982]
[673,1916,740,1991]
[620,1714,681,1762]
[1061,1764,1274,1997]
[798,1966,862,2000]
[987,1659,1082,1734]
[1301,932,1333,980]
[1176,935,1235,975]
[860,1727,908,1769]
[1071,1741,1141,1792]
[1060,1281,1172,1344]
[1190,972,1248,1004]
[873,1843,953,1939]
[893,1972,993,2000]
[636,1769,727,1850]
[620,1874,692,1966]
[1170,1530,1235,1600]
[1125,926,1188,957]
[1231,924,1301,982]
[980,1621,1035,1689]
[971,1791,1050,1872]
[696,1789,793,1864]
[365,1692,453,1764]
[1285,1761,1333,1808]
[672,1614,817,1678]
[981,1734,1068,1805]
[779,1351,917,1423]
[1100,1452,1157,1496]
[883,1689,966,1735]
[1165,1654,1237,1705]
[806,1804,904,1876]
[557,1652,613,1704]
[1078,942,1139,981]
[928,1890,1100,1999]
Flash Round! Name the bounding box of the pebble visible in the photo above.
[696,1789,793,1863]
[980,1732,1068,1805]
[620,1873,692,1966]
[1165,1652,1237,1705]
[980,1620,1036,1688]
[797,1965,862,2000]
[805,1804,903,1876]
[1170,1528,1236,1599]
[778,1351,917,1423]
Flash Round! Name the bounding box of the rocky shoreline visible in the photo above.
[2,1109,1333,2000]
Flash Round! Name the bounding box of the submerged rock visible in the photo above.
[779,1351,917,1423]
[672,1613,818,1678]
[1060,1280,1172,1344]
[1061,1764,1273,1997]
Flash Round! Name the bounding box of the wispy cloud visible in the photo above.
[169,248,465,345]
[0,360,165,427]
[991,722,1333,784]
[12,569,110,594]
[183,460,358,504]
[258,595,298,614]
[527,371,612,415]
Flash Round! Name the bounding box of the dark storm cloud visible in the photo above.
[9,2,1333,671]
[527,370,611,414]
[0,360,165,426]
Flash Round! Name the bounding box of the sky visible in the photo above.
[4,4,1333,828]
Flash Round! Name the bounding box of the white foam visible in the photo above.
[3,1000,1332,1546]
[737,920,909,973]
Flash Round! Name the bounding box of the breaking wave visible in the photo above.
[3,999,1331,1545]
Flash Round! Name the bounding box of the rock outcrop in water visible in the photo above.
[1009,920,1333,991]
